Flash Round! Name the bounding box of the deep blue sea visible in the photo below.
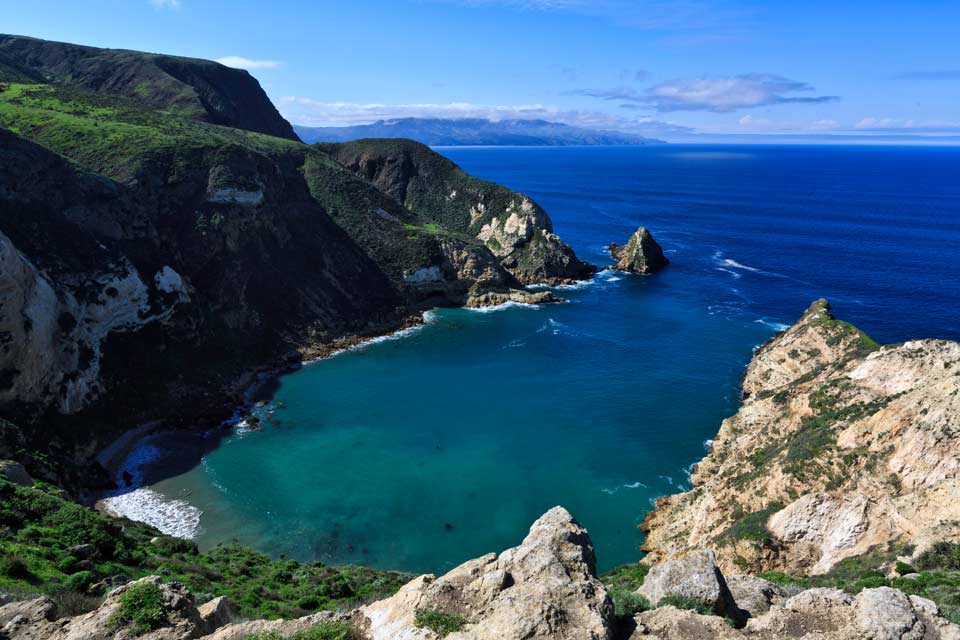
[122,145,960,575]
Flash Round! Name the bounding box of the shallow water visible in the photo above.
[119,145,960,574]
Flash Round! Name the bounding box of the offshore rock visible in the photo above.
[608,227,668,274]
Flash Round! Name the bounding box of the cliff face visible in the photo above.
[642,300,960,576]
[323,139,596,285]
[0,41,588,473]
[0,34,298,140]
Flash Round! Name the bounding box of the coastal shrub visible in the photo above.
[720,503,783,544]
[917,542,960,571]
[600,563,650,592]
[150,536,198,555]
[896,561,917,575]
[50,589,102,616]
[63,570,95,593]
[414,608,466,637]
[609,588,651,617]
[0,479,409,620]
[659,595,714,615]
[108,582,167,635]
[242,621,353,640]
[0,554,31,579]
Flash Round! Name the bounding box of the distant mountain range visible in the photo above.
[294,118,663,146]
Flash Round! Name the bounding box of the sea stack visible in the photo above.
[608,226,669,274]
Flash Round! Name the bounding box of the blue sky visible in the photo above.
[6,0,960,140]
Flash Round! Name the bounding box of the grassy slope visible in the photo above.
[0,478,409,619]
[0,82,300,182]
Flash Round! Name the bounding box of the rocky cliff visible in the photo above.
[641,299,960,577]
[0,37,590,480]
[0,34,298,140]
[323,139,596,285]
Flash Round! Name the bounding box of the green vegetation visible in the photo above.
[243,621,353,640]
[610,590,651,617]
[658,594,714,615]
[760,542,960,624]
[720,503,784,544]
[809,299,880,356]
[413,608,466,637]
[600,563,652,619]
[0,82,300,182]
[108,581,167,635]
[917,542,960,571]
[0,479,409,620]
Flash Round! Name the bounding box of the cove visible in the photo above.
[122,144,960,574]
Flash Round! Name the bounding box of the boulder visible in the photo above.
[198,597,238,634]
[854,587,925,640]
[724,574,788,617]
[360,506,614,639]
[0,460,33,487]
[608,227,668,274]
[637,549,743,623]
[1,576,205,640]
[632,584,960,639]
[0,596,56,635]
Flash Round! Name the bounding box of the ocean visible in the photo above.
[102,145,960,574]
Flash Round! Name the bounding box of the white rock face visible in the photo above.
[206,188,264,206]
[360,506,614,640]
[403,266,444,285]
[642,299,960,576]
[154,266,189,300]
[0,231,185,413]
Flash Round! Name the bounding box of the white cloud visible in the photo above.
[854,117,960,134]
[576,74,837,113]
[277,97,691,136]
[215,56,283,70]
[809,119,840,131]
[150,0,181,9]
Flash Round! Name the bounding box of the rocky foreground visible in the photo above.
[2,507,957,639]
[642,299,960,577]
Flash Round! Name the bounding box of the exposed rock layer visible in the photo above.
[324,139,596,285]
[641,299,960,576]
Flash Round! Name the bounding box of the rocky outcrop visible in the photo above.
[0,34,299,140]
[631,586,960,640]
[324,139,596,285]
[436,239,561,307]
[641,299,960,576]
[0,576,206,639]
[607,228,668,274]
[637,549,743,624]
[359,506,614,639]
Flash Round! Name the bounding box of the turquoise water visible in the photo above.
[135,145,960,574]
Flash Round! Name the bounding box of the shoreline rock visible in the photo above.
[641,299,960,576]
[608,227,668,274]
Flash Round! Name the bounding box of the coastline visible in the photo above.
[89,275,599,541]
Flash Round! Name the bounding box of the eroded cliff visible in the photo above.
[641,299,960,576]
